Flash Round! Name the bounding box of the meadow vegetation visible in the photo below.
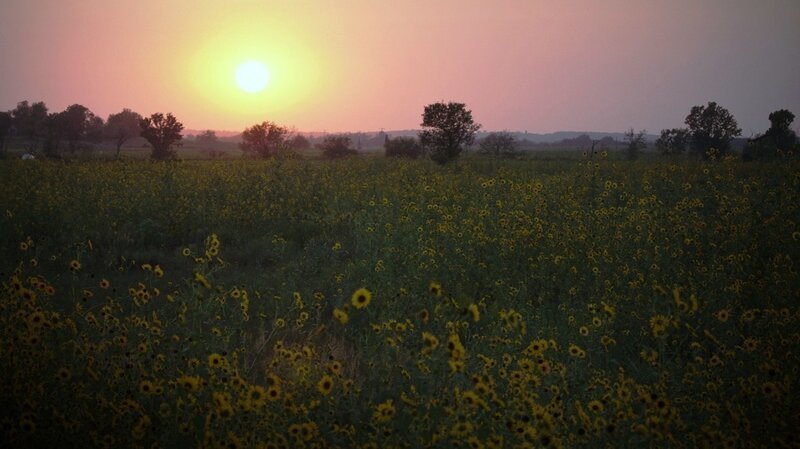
[1,154,799,448]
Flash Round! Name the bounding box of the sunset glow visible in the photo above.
[236,61,269,93]
[0,0,797,133]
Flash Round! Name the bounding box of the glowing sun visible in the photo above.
[235,61,270,93]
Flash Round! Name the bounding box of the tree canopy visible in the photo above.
[317,135,357,159]
[385,136,424,159]
[419,102,480,164]
[685,102,741,157]
[239,122,289,158]
[655,128,690,155]
[105,109,142,158]
[140,112,184,160]
[478,132,517,158]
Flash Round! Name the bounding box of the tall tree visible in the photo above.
[239,121,289,158]
[655,128,690,155]
[317,135,357,159]
[0,111,11,156]
[105,109,142,158]
[744,109,798,160]
[419,102,481,165]
[43,111,68,157]
[623,128,647,160]
[764,109,797,151]
[478,132,517,158]
[287,134,311,151]
[196,130,219,150]
[384,136,423,159]
[140,112,184,160]
[61,104,102,153]
[685,102,741,157]
[11,101,48,153]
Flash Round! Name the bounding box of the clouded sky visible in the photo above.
[1,0,798,134]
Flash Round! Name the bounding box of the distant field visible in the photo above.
[1,156,798,448]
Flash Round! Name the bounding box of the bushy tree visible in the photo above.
[42,112,67,157]
[384,136,423,158]
[743,109,798,160]
[0,111,11,156]
[624,128,647,160]
[685,102,741,157]
[11,101,48,153]
[239,121,289,158]
[105,109,142,158]
[478,132,517,158]
[196,130,219,150]
[140,112,184,160]
[60,104,103,153]
[317,135,357,159]
[287,134,311,151]
[419,102,480,165]
[655,128,690,155]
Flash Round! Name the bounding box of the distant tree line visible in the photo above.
[2,98,795,163]
[655,102,797,160]
[0,100,185,160]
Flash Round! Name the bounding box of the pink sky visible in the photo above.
[1,0,798,134]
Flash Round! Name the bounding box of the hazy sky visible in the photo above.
[1,0,798,134]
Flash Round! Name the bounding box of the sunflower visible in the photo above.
[351,288,372,309]
[333,308,349,324]
[468,304,480,322]
[429,281,443,297]
[373,399,396,423]
[317,375,334,395]
[69,260,81,272]
[99,279,110,289]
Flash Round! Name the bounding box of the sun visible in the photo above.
[235,61,270,93]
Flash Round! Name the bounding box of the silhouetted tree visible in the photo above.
[105,109,142,158]
[317,135,356,159]
[419,102,480,164]
[239,121,289,158]
[196,130,219,150]
[478,132,517,158]
[385,136,423,158]
[61,104,103,153]
[11,101,48,153]
[287,134,311,151]
[43,112,68,157]
[0,111,12,156]
[623,128,647,160]
[743,109,798,160]
[685,102,741,157]
[655,128,690,155]
[140,112,184,160]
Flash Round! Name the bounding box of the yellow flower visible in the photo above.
[69,260,81,272]
[153,265,164,277]
[333,308,349,325]
[429,281,443,297]
[587,400,605,413]
[177,375,202,393]
[467,303,480,322]
[649,315,671,337]
[208,353,224,369]
[422,332,439,354]
[351,288,372,309]
[373,399,395,423]
[568,344,586,358]
[317,375,334,395]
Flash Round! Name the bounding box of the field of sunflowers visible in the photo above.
[1,154,798,448]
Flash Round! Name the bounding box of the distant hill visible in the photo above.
[181,129,667,152]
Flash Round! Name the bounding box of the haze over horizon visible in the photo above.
[1,0,798,135]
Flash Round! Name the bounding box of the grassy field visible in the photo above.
[1,155,798,448]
